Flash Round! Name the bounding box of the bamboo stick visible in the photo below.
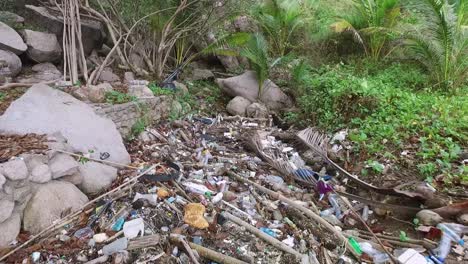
[170,234,249,264]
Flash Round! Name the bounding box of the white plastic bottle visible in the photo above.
[434,223,466,262]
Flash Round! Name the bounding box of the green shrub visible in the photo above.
[105,91,136,104]
[294,60,467,180]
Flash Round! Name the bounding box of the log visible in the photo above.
[127,234,161,251]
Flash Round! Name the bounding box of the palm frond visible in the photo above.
[296,128,329,159]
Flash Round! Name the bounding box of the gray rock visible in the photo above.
[30,164,52,183]
[226,96,251,116]
[22,29,62,62]
[0,21,27,54]
[12,183,31,203]
[416,210,443,226]
[25,5,103,55]
[186,68,215,81]
[128,85,154,98]
[216,71,293,110]
[78,162,118,195]
[20,154,48,171]
[0,84,131,165]
[457,214,468,225]
[0,49,22,77]
[99,68,120,83]
[0,213,21,248]
[17,62,61,83]
[0,199,14,223]
[72,87,89,101]
[246,102,269,118]
[0,11,25,27]
[88,82,113,103]
[0,159,28,181]
[23,181,88,234]
[174,81,188,94]
[124,72,135,84]
[49,153,79,179]
[0,173,5,190]
[60,172,83,186]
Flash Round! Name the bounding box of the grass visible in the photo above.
[288,59,467,184]
[105,91,136,104]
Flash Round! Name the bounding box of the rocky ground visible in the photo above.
[0,4,467,264]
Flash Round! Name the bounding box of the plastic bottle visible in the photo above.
[259,227,277,237]
[328,194,342,219]
[359,242,390,263]
[133,193,158,205]
[348,237,362,255]
[362,205,369,221]
[102,237,128,255]
[183,182,213,196]
[212,192,223,204]
[434,223,466,262]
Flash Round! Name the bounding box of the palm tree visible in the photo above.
[405,0,467,90]
[252,0,310,57]
[240,33,283,97]
[331,0,402,60]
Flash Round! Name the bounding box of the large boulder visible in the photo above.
[0,84,131,165]
[22,29,62,62]
[0,159,29,181]
[226,96,251,116]
[0,199,15,223]
[246,102,269,118]
[216,71,293,110]
[25,5,104,55]
[88,82,113,103]
[17,63,61,83]
[0,21,27,54]
[0,49,22,77]
[0,213,21,248]
[78,162,118,195]
[23,181,88,234]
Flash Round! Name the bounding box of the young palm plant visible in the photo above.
[331,0,402,60]
[240,33,283,97]
[405,0,467,90]
[252,0,310,57]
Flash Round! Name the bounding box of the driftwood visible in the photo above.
[221,211,303,259]
[127,234,161,251]
[226,171,361,259]
[0,80,57,90]
[170,234,249,264]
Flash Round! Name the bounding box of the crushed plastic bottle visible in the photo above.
[434,223,467,262]
[133,193,158,206]
[359,242,390,263]
[183,182,213,196]
[123,218,144,239]
[362,205,369,221]
[260,227,277,237]
[102,237,128,255]
[328,194,342,219]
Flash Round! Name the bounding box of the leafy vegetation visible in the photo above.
[405,0,468,90]
[289,60,467,181]
[331,0,402,60]
[105,91,136,104]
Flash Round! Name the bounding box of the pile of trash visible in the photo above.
[1,116,467,264]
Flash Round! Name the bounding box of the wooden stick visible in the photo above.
[0,165,157,261]
[226,171,361,259]
[127,234,161,251]
[170,234,248,264]
[180,237,201,264]
[54,149,139,170]
[221,211,303,259]
[0,80,58,90]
